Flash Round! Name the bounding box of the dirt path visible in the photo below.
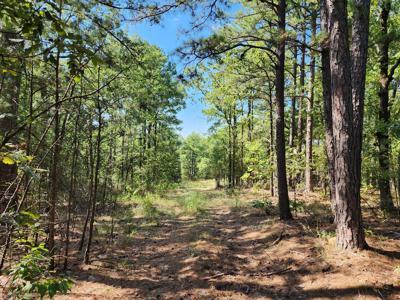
[56,182,400,299]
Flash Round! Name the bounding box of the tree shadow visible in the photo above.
[63,201,400,299]
[367,245,400,259]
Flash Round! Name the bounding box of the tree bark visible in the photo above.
[275,0,292,220]
[351,0,371,210]
[289,45,297,148]
[297,28,306,153]
[320,0,336,209]
[376,0,395,210]
[48,47,61,269]
[268,86,275,197]
[305,10,316,193]
[327,0,366,249]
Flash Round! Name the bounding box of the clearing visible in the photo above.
[55,180,400,299]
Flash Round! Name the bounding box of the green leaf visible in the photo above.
[73,75,81,83]
[2,156,15,165]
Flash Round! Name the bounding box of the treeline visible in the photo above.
[0,0,184,279]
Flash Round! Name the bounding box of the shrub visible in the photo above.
[289,199,306,213]
[250,199,274,214]
[140,195,159,220]
[7,243,72,299]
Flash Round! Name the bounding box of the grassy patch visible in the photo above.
[176,191,208,216]
[140,195,160,220]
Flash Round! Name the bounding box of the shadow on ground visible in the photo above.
[56,197,400,300]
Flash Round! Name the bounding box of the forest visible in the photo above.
[1,0,400,299]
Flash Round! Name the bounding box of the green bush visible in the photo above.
[140,195,159,220]
[250,199,273,214]
[8,243,72,299]
[289,199,306,213]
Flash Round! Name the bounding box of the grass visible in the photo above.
[140,195,160,220]
[175,191,207,216]
[183,180,214,190]
[118,180,260,219]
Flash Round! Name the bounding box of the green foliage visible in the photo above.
[2,210,72,299]
[177,192,207,215]
[289,199,307,214]
[250,199,274,214]
[242,140,274,185]
[316,229,336,240]
[8,243,72,299]
[139,195,160,220]
[180,133,208,180]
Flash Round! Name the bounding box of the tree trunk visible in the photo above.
[79,117,94,251]
[377,0,395,210]
[297,28,306,153]
[233,109,238,187]
[84,67,102,264]
[305,11,316,193]
[228,115,233,188]
[64,98,82,270]
[327,0,366,250]
[275,0,292,220]
[289,45,297,148]
[351,0,371,210]
[269,88,275,197]
[48,47,61,269]
[320,0,336,209]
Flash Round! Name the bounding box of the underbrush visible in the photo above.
[122,190,209,222]
[1,211,73,299]
[250,199,274,214]
[176,191,208,216]
[139,194,160,220]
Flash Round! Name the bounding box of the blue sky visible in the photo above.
[127,12,211,137]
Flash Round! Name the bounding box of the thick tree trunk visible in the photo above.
[327,0,366,249]
[305,11,316,193]
[377,0,395,210]
[275,0,292,220]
